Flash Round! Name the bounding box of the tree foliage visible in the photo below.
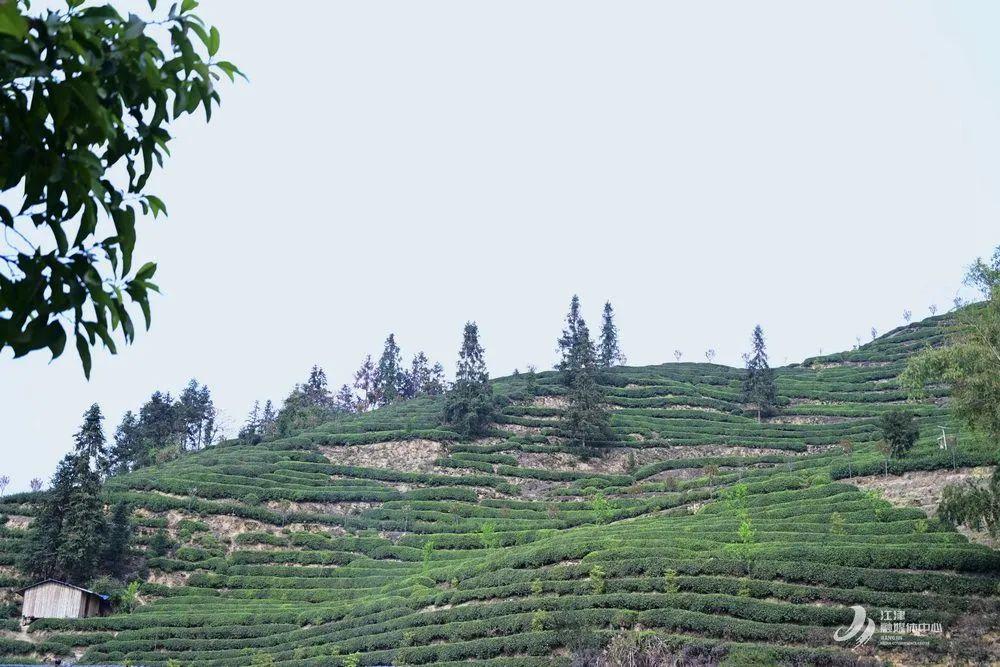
[334,385,357,413]
[0,0,241,376]
[902,300,1000,440]
[275,365,339,437]
[109,410,141,475]
[876,408,919,476]
[444,322,495,437]
[108,380,217,472]
[598,301,624,368]
[21,450,129,583]
[556,296,611,448]
[556,295,584,379]
[402,351,446,399]
[878,409,920,457]
[939,468,1000,539]
[74,403,110,477]
[177,379,216,450]
[741,325,777,422]
[375,334,404,407]
[902,247,1000,534]
[353,354,378,412]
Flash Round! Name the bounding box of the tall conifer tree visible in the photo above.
[598,301,624,368]
[742,325,777,422]
[353,355,378,411]
[74,403,110,477]
[334,385,357,413]
[557,295,583,376]
[376,334,404,406]
[260,400,277,436]
[22,453,110,582]
[302,366,333,408]
[110,411,142,474]
[562,317,612,449]
[239,401,262,444]
[444,322,496,436]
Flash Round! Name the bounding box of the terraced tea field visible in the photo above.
[1,313,998,665]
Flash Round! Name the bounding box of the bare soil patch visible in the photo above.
[769,415,852,425]
[531,396,568,409]
[4,515,31,530]
[851,466,995,547]
[516,445,788,475]
[319,439,445,472]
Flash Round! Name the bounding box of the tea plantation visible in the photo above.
[1,313,998,665]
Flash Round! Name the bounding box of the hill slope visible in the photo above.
[1,313,999,666]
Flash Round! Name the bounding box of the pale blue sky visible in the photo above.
[3,1,999,490]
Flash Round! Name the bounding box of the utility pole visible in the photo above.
[937,426,957,471]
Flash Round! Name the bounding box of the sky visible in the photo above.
[3,1,1000,491]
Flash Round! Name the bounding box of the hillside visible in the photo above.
[1,312,999,666]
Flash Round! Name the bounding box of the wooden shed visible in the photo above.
[16,579,111,621]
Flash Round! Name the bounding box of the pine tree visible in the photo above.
[334,385,357,413]
[103,500,132,577]
[742,325,777,422]
[138,390,181,454]
[74,403,110,477]
[110,411,142,474]
[398,352,448,399]
[239,401,262,444]
[456,324,489,386]
[57,454,107,582]
[178,380,216,450]
[22,453,109,583]
[198,384,216,446]
[402,352,431,399]
[20,456,73,579]
[598,301,624,368]
[302,365,333,408]
[444,322,496,437]
[375,334,404,406]
[424,362,447,396]
[353,355,378,411]
[561,318,612,449]
[260,400,277,437]
[556,295,583,375]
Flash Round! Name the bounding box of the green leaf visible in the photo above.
[181,0,199,12]
[46,322,67,360]
[188,22,211,51]
[73,201,97,247]
[134,261,157,281]
[0,1,27,39]
[76,332,92,380]
[94,325,118,354]
[215,60,246,82]
[47,219,69,256]
[208,26,220,56]
[124,14,147,40]
[146,195,168,218]
[113,206,137,275]
[139,296,152,330]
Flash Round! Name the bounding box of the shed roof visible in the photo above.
[15,578,110,600]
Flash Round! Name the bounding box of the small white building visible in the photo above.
[17,579,111,621]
